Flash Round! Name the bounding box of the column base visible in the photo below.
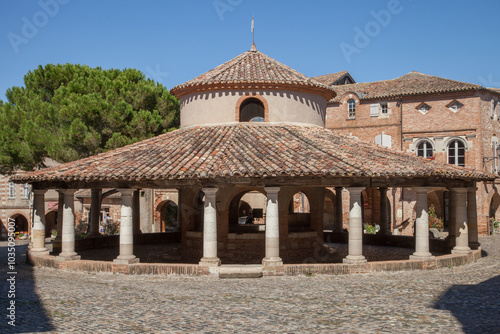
[30,248,49,256]
[452,247,472,255]
[57,253,81,261]
[469,242,481,250]
[409,253,435,261]
[343,255,367,264]
[199,257,221,267]
[114,255,140,264]
[262,257,283,267]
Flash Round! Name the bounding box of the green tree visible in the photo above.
[0,64,179,171]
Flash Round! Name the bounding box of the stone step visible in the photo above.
[218,264,263,279]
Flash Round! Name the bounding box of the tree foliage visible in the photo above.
[0,64,179,171]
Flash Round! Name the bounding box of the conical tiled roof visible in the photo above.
[171,49,336,99]
[11,123,492,184]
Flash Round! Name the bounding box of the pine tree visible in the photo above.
[0,64,179,171]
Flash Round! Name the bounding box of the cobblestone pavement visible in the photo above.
[1,235,499,334]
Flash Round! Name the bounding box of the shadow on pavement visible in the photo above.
[0,241,53,333]
[434,275,500,334]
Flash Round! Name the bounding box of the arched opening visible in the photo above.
[417,140,434,159]
[10,214,28,238]
[489,192,500,233]
[157,201,179,232]
[228,190,267,233]
[288,191,311,232]
[447,139,465,166]
[239,97,265,122]
[45,210,58,237]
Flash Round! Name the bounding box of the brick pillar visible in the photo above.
[113,189,139,264]
[344,187,367,264]
[52,190,64,253]
[88,189,102,237]
[31,189,49,255]
[410,187,434,260]
[467,187,480,250]
[199,188,220,267]
[377,187,389,235]
[57,189,81,261]
[334,187,343,232]
[452,188,472,255]
[263,187,283,266]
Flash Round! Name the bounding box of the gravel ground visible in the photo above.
[1,235,499,333]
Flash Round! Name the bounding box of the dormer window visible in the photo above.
[348,99,356,119]
[448,100,463,113]
[239,97,265,122]
[417,103,431,115]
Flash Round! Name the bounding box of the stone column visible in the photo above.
[57,189,80,261]
[344,187,367,264]
[52,190,65,253]
[410,187,434,260]
[377,187,389,235]
[132,189,141,234]
[114,189,139,264]
[467,187,480,250]
[334,187,343,232]
[263,187,283,266]
[31,189,49,255]
[88,189,102,237]
[447,189,457,248]
[199,188,220,267]
[452,188,472,254]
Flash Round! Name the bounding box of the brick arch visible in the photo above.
[235,94,269,122]
[9,212,29,234]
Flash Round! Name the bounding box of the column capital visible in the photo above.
[467,186,478,192]
[32,189,47,195]
[202,187,218,196]
[62,189,78,195]
[264,186,280,195]
[117,188,134,197]
[347,187,365,195]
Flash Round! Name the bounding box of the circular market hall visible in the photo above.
[13,45,492,277]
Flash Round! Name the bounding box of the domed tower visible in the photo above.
[171,46,336,128]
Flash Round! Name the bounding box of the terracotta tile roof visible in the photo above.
[331,71,482,101]
[170,50,335,98]
[487,87,500,94]
[311,71,352,86]
[11,124,491,184]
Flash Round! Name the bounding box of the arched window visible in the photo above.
[417,140,433,158]
[348,99,356,119]
[447,140,465,166]
[239,98,265,122]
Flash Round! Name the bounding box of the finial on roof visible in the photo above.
[250,15,257,52]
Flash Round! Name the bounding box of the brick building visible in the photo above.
[315,71,500,235]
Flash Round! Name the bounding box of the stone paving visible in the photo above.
[1,235,499,333]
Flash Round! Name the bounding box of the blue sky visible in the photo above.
[1,0,499,102]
